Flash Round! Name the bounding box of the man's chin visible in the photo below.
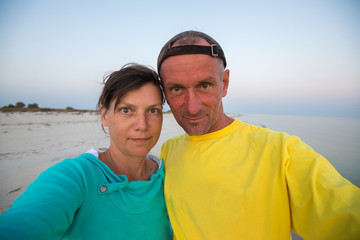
[181,123,208,136]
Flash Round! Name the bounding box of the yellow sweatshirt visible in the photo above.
[160,120,360,240]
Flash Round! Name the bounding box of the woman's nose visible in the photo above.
[133,113,148,131]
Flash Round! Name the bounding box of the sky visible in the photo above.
[0,0,359,117]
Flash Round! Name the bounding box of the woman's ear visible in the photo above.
[100,106,108,127]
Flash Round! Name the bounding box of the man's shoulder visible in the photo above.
[163,133,187,145]
[228,120,295,146]
[236,119,286,135]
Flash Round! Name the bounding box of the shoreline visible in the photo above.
[1,111,359,213]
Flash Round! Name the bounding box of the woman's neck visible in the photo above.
[99,148,157,181]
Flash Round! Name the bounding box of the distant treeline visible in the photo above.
[4,102,39,109]
[1,102,96,113]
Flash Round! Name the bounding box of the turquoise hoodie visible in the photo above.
[0,153,172,239]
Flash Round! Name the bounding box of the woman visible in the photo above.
[0,64,172,239]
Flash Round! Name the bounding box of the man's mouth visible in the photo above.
[183,115,205,123]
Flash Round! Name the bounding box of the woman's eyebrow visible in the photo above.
[118,102,162,109]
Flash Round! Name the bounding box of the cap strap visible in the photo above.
[165,44,223,57]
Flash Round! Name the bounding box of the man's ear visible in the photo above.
[100,106,108,127]
[222,69,230,97]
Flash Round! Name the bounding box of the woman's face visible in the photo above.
[101,83,163,158]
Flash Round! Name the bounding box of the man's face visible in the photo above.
[160,53,229,135]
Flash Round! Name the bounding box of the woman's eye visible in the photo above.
[120,108,131,114]
[149,108,159,114]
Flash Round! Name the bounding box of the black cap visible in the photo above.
[157,31,227,77]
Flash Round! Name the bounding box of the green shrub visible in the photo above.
[15,102,25,108]
[27,103,39,108]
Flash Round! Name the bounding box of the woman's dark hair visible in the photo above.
[97,63,164,112]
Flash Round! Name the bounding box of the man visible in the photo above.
[157,30,360,240]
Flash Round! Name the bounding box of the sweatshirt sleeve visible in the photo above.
[0,158,85,239]
[159,141,168,163]
[284,136,360,240]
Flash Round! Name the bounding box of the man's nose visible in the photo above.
[184,90,202,115]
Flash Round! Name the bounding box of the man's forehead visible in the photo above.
[161,53,218,70]
[161,55,221,85]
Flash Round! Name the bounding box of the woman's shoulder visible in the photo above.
[147,154,163,169]
[44,150,104,179]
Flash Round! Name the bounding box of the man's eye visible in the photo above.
[120,108,131,114]
[201,83,211,90]
[171,87,181,93]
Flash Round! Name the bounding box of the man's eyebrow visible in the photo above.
[164,81,183,87]
[164,76,216,86]
[199,76,216,82]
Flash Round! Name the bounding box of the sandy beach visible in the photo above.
[1,111,359,215]
[0,111,184,213]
